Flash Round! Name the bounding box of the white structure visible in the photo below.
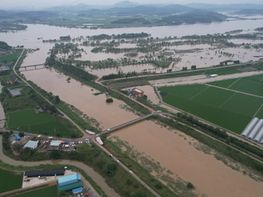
[254,127,263,142]
[95,136,103,145]
[50,140,63,147]
[241,117,259,137]
[23,140,39,149]
[85,130,95,135]
[242,117,263,144]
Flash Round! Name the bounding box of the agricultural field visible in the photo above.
[159,74,263,133]
[0,50,21,64]
[14,186,60,197]
[7,108,79,137]
[0,168,22,193]
[0,77,82,138]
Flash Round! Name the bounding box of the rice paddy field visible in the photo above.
[159,74,263,133]
[14,186,59,197]
[0,168,22,193]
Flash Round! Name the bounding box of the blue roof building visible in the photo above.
[57,173,83,191]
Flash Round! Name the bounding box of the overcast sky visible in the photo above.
[1,0,263,9]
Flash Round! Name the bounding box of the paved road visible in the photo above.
[0,136,119,197]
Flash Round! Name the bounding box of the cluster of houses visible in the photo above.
[10,134,80,152]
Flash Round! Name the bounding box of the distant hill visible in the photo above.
[0,3,228,28]
[113,1,138,8]
[234,9,263,16]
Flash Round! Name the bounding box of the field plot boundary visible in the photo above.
[159,74,263,133]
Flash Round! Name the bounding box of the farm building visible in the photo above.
[50,140,63,148]
[241,117,263,144]
[131,88,144,97]
[57,173,83,192]
[25,168,65,178]
[7,87,23,97]
[23,140,39,150]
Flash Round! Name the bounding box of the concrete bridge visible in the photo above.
[19,64,48,72]
[100,113,156,136]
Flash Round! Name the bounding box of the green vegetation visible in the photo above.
[0,167,22,193]
[159,81,263,132]
[3,131,154,197]
[14,186,59,197]
[0,50,21,64]
[0,74,82,138]
[7,108,79,137]
[0,6,226,28]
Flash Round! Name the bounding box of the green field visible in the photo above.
[0,50,21,64]
[14,186,59,197]
[0,168,22,193]
[7,108,80,137]
[159,74,263,133]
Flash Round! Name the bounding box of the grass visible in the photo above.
[0,50,21,64]
[0,167,22,193]
[7,108,79,137]
[14,186,60,197]
[0,79,82,138]
[159,77,263,133]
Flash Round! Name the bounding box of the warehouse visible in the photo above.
[57,173,83,192]
[25,168,65,178]
[23,140,39,150]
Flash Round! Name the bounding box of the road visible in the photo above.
[0,136,119,197]
[100,61,260,83]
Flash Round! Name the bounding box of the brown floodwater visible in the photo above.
[112,120,263,197]
[23,68,137,129]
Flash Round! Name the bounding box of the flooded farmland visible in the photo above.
[112,120,263,197]
[1,19,263,197]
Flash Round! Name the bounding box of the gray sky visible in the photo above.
[1,0,263,9]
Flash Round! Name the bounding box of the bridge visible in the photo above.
[99,113,156,136]
[19,64,48,72]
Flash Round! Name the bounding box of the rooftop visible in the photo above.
[50,140,63,147]
[8,87,23,97]
[58,173,81,185]
[23,140,39,149]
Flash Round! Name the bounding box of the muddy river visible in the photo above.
[112,120,263,197]
[1,20,263,196]
[23,68,137,129]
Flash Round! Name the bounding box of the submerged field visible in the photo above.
[159,74,263,133]
[0,168,22,193]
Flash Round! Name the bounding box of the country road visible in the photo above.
[0,135,120,197]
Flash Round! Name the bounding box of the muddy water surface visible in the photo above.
[23,68,137,129]
[112,120,263,197]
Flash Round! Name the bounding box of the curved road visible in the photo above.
[0,136,120,197]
